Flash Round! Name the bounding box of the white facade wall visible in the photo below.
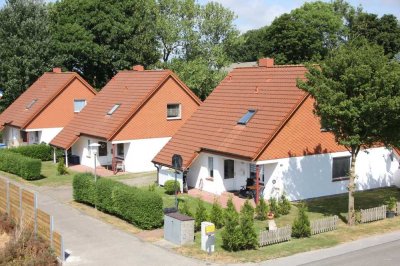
[2,126,62,147]
[161,147,399,201]
[71,136,112,168]
[2,126,21,146]
[26,127,63,144]
[159,167,183,192]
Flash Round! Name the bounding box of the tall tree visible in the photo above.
[298,40,400,225]
[0,0,53,111]
[50,0,160,89]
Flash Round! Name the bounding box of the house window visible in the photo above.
[224,159,234,179]
[34,131,39,143]
[117,143,124,157]
[238,109,256,125]
[332,156,351,181]
[250,164,265,182]
[20,131,27,142]
[208,157,214,178]
[26,99,38,110]
[74,99,86,113]
[107,104,120,115]
[87,139,91,158]
[167,104,181,119]
[98,141,107,156]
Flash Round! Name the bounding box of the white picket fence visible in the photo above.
[360,205,386,223]
[310,215,338,235]
[259,225,291,246]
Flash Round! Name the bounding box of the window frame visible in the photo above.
[208,157,214,178]
[167,103,182,120]
[237,109,256,125]
[117,143,124,157]
[98,141,108,157]
[74,99,87,113]
[107,104,121,115]
[26,99,38,110]
[332,156,351,182]
[224,159,234,179]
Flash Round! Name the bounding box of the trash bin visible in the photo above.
[68,155,80,165]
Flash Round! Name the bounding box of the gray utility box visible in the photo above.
[164,212,194,245]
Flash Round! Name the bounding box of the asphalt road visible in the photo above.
[302,239,400,266]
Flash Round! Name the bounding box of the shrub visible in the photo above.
[239,200,258,249]
[386,196,397,211]
[0,150,41,180]
[256,198,269,220]
[269,197,280,218]
[148,183,156,192]
[179,199,193,217]
[292,203,311,238]
[195,199,208,231]
[278,194,291,215]
[57,158,68,175]
[222,197,241,251]
[210,199,224,229]
[96,178,124,213]
[72,173,96,205]
[8,143,61,161]
[164,180,180,195]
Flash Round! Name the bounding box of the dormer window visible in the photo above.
[237,109,256,125]
[107,104,120,115]
[26,99,38,110]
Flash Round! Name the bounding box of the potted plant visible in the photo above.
[386,197,397,218]
[267,211,275,220]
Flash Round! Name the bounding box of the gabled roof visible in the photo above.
[50,68,201,149]
[153,61,309,169]
[0,71,96,130]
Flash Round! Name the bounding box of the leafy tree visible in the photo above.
[255,198,269,220]
[239,200,258,249]
[194,199,208,231]
[49,0,160,89]
[210,198,224,229]
[292,203,311,238]
[0,0,54,111]
[298,40,400,225]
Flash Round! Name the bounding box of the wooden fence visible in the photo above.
[0,178,64,261]
[259,225,292,246]
[360,205,386,223]
[311,215,338,235]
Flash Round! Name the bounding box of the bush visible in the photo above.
[239,200,258,249]
[179,199,193,217]
[8,143,62,161]
[292,203,311,238]
[0,150,41,180]
[210,199,224,229]
[72,173,96,205]
[269,197,280,218]
[194,199,208,231]
[278,194,291,215]
[222,197,242,251]
[164,180,180,195]
[57,158,68,175]
[256,198,269,220]
[96,178,124,213]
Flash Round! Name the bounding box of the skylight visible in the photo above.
[107,104,120,115]
[237,109,256,125]
[26,99,38,110]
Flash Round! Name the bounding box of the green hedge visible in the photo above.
[73,174,163,229]
[0,150,41,180]
[8,143,63,161]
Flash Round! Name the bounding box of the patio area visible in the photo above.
[68,164,127,177]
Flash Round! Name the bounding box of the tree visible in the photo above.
[298,40,400,225]
[291,203,311,238]
[210,198,224,229]
[239,200,257,249]
[49,0,160,89]
[255,198,269,220]
[194,199,208,231]
[0,0,54,111]
[221,197,241,251]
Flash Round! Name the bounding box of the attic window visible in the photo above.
[26,99,38,110]
[107,104,120,115]
[237,109,256,125]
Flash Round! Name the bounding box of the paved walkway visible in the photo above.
[68,164,126,177]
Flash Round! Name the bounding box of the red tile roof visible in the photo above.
[0,72,95,130]
[394,147,400,157]
[50,69,201,149]
[153,64,309,169]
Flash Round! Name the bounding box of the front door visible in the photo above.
[223,159,235,191]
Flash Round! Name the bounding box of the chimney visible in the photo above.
[258,58,274,68]
[52,67,62,73]
[132,65,144,71]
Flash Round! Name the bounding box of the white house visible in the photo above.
[50,65,201,173]
[0,68,96,147]
[153,58,400,201]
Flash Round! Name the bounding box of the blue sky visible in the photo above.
[1,0,399,32]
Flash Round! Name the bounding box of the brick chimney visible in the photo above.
[132,65,144,71]
[52,67,62,73]
[258,58,274,68]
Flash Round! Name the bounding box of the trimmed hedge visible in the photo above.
[0,150,41,180]
[164,180,180,195]
[8,143,63,161]
[73,174,163,229]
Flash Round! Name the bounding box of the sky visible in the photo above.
[0,0,399,33]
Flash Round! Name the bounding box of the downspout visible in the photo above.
[154,163,160,185]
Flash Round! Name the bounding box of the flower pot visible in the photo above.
[267,212,274,220]
[386,211,396,218]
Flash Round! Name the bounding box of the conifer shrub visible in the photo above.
[269,197,280,218]
[210,198,224,228]
[179,199,193,217]
[278,193,291,215]
[256,198,269,220]
[194,199,208,231]
[292,203,311,238]
[221,197,242,251]
[57,158,68,175]
[239,200,258,249]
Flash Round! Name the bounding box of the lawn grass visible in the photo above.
[176,187,400,264]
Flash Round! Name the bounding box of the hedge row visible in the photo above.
[73,173,163,229]
[0,150,41,180]
[8,143,63,161]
